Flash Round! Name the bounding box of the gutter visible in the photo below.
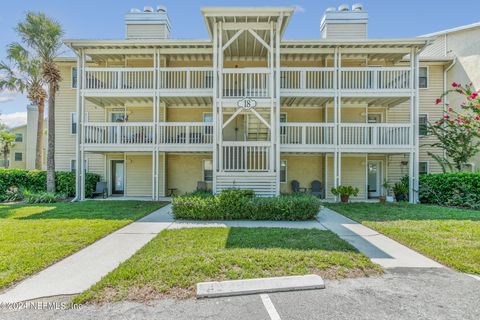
[442,56,457,160]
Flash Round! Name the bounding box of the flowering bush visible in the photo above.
[429,83,480,171]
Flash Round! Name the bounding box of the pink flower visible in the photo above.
[435,98,442,105]
[443,115,449,119]
[452,82,459,87]
[471,92,479,99]
[448,107,453,112]
[475,116,480,121]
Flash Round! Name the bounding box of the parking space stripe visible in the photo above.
[260,294,281,320]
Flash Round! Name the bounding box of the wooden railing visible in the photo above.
[222,142,270,172]
[83,123,154,144]
[339,124,411,146]
[158,122,213,144]
[280,123,335,145]
[280,68,335,91]
[341,67,411,91]
[222,68,270,98]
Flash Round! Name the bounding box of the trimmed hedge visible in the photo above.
[172,189,321,221]
[0,168,100,201]
[419,172,480,209]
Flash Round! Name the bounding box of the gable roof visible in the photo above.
[420,21,480,37]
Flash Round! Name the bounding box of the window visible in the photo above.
[72,67,78,88]
[71,112,77,134]
[203,160,213,182]
[419,161,429,175]
[14,152,23,161]
[280,160,287,183]
[419,114,428,136]
[203,113,213,123]
[419,67,428,89]
[70,159,88,173]
[280,113,287,136]
[14,133,23,142]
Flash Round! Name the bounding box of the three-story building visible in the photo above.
[58,5,448,202]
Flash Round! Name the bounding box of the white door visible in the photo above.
[368,160,382,198]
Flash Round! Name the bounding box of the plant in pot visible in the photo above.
[331,185,359,203]
[393,181,408,202]
[379,179,391,203]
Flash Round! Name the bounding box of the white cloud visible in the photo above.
[0,96,15,103]
[0,112,27,128]
[293,5,306,13]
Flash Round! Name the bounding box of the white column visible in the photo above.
[212,22,218,193]
[75,50,83,200]
[413,50,420,203]
[79,50,86,200]
[275,15,282,196]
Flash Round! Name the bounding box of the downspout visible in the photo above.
[443,57,457,160]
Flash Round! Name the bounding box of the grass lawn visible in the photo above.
[325,202,480,275]
[75,227,382,303]
[0,201,166,290]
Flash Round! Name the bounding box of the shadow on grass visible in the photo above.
[0,201,164,221]
[224,227,359,252]
[325,202,480,222]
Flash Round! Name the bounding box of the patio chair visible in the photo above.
[92,181,107,199]
[197,181,208,192]
[310,180,323,198]
[291,180,307,193]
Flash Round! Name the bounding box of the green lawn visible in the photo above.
[75,227,382,303]
[0,201,165,290]
[325,202,480,275]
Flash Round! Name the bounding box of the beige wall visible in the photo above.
[166,107,212,122]
[280,155,324,193]
[8,126,27,169]
[167,154,212,195]
[125,154,152,197]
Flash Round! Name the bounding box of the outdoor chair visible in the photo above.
[291,180,307,193]
[310,180,323,198]
[92,181,107,199]
[197,181,208,192]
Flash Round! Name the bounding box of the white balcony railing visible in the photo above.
[158,67,213,90]
[280,68,335,92]
[158,122,213,144]
[222,68,270,98]
[339,124,411,146]
[280,123,335,145]
[84,68,154,90]
[341,68,411,92]
[222,142,270,172]
[84,123,154,145]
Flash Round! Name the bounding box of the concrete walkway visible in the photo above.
[318,207,444,269]
[0,205,175,304]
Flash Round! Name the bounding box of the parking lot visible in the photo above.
[2,268,479,320]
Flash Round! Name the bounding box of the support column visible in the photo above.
[212,22,218,193]
[275,15,282,196]
[78,50,86,200]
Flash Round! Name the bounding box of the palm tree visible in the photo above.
[0,43,46,170]
[0,131,15,168]
[17,12,64,192]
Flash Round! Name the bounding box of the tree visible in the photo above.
[17,12,64,191]
[0,43,46,170]
[0,131,15,168]
[429,83,480,172]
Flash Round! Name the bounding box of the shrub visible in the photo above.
[172,189,321,221]
[22,190,66,204]
[419,172,480,209]
[331,185,359,197]
[0,168,100,201]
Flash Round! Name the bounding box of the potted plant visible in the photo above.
[331,185,359,203]
[393,181,408,202]
[379,179,391,203]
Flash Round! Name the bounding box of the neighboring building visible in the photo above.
[56,5,477,202]
[7,105,47,170]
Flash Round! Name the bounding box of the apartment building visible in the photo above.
[57,4,465,202]
[6,105,47,170]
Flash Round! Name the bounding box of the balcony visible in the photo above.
[83,67,213,97]
[82,122,213,151]
[280,123,412,152]
[280,67,411,97]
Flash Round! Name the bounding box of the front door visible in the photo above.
[111,160,125,195]
[368,160,382,198]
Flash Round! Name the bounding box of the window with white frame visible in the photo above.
[203,160,213,182]
[14,152,23,161]
[280,160,287,183]
[70,159,88,173]
[14,133,23,142]
[203,113,213,135]
[419,114,428,136]
[72,67,78,88]
[419,161,429,174]
[280,113,287,136]
[71,112,88,134]
[419,67,428,88]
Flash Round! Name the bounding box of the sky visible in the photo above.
[0,0,479,127]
